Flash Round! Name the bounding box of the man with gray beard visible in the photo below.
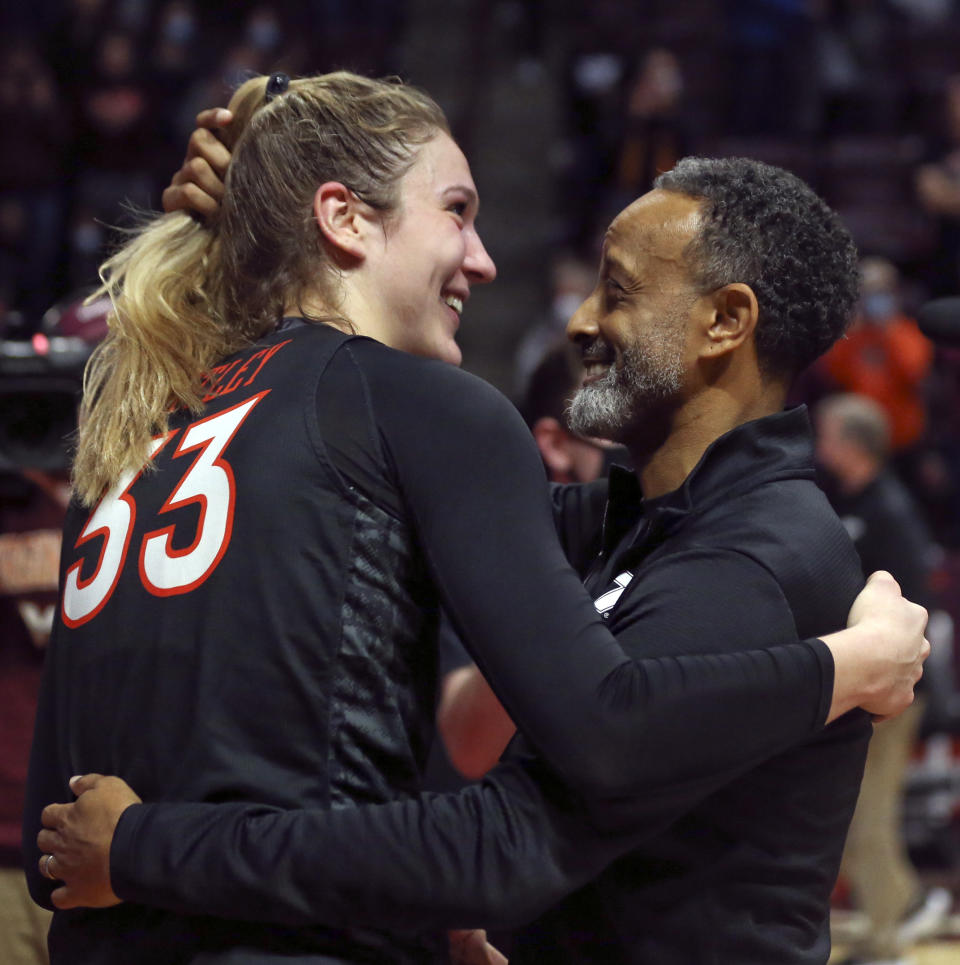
[502,157,872,961]
[415,155,871,962]
[38,158,900,964]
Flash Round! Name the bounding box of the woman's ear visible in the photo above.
[313,182,375,262]
[701,283,759,359]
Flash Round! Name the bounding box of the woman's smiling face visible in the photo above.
[362,132,497,366]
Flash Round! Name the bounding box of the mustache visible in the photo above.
[578,337,617,365]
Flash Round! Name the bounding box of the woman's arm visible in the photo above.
[36,569,927,922]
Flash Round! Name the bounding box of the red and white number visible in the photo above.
[61,392,266,624]
[140,393,263,595]
[61,435,169,628]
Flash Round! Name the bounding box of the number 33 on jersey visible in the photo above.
[62,392,267,627]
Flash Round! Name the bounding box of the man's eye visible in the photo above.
[449,202,467,217]
[603,278,628,307]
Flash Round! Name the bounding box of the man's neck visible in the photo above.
[628,381,788,499]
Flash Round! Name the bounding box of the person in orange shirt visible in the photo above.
[820,256,933,456]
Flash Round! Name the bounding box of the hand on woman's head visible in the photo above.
[162,108,234,219]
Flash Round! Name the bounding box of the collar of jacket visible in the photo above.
[599,405,817,554]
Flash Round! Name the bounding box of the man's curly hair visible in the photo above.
[655,157,859,380]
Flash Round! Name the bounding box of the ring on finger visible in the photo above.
[40,853,57,880]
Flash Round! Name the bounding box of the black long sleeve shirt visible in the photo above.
[26,325,837,963]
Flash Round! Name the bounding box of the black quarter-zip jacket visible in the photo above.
[511,408,870,963]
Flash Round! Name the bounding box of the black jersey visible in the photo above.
[33,322,454,963]
[27,322,838,963]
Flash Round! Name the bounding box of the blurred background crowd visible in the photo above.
[3,0,960,961]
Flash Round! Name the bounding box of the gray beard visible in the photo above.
[567,341,684,442]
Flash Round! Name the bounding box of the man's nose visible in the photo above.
[566,294,597,341]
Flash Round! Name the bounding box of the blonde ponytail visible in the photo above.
[71,214,231,505]
[72,70,448,506]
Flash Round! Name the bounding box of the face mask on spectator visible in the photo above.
[247,19,280,51]
[164,12,196,45]
[861,291,896,321]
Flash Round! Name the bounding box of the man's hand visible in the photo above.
[823,570,930,723]
[449,929,509,964]
[162,107,233,219]
[37,774,141,909]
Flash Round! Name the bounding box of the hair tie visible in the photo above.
[265,72,290,102]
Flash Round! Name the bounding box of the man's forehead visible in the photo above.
[604,190,702,272]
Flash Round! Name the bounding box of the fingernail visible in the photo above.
[69,775,82,786]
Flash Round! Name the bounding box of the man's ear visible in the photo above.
[313,182,376,263]
[701,283,759,359]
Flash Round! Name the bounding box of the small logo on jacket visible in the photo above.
[594,571,634,617]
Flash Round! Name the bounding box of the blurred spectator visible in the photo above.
[173,17,314,154]
[149,1,202,102]
[519,338,616,485]
[613,48,690,202]
[0,41,70,328]
[495,0,546,80]
[0,293,108,964]
[176,42,271,142]
[815,393,951,963]
[887,0,953,22]
[816,393,934,605]
[243,5,286,63]
[721,0,820,136]
[304,0,407,75]
[916,74,960,297]
[816,0,908,135]
[905,334,960,549]
[0,467,65,965]
[556,0,647,246]
[69,27,159,290]
[49,0,114,91]
[145,1,206,181]
[74,27,154,175]
[816,256,934,487]
[513,251,595,393]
